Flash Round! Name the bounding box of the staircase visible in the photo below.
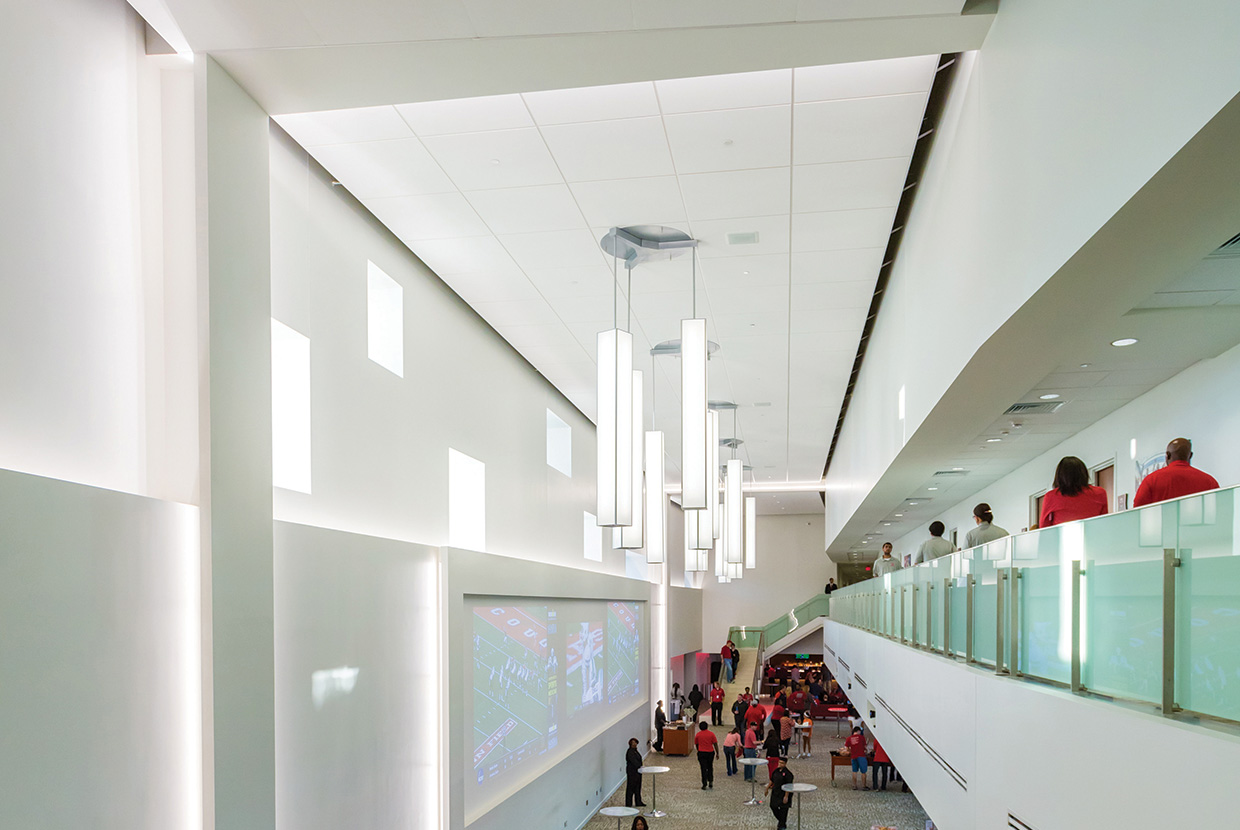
[724,593,832,701]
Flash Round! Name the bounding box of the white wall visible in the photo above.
[824,620,1240,829]
[268,128,632,576]
[826,0,1240,540]
[0,470,201,830]
[0,0,197,501]
[700,513,834,649]
[892,341,1240,556]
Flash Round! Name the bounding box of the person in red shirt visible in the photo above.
[1040,456,1109,527]
[742,721,760,781]
[745,701,765,728]
[769,702,785,726]
[720,642,734,682]
[740,687,754,703]
[709,682,725,726]
[787,685,809,715]
[872,739,891,790]
[845,726,869,790]
[1134,438,1220,507]
[693,720,719,789]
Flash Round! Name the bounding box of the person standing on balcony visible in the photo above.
[720,641,734,682]
[913,522,955,565]
[1040,456,1109,527]
[873,543,901,577]
[1133,438,1220,507]
[824,577,839,593]
[964,503,1009,549]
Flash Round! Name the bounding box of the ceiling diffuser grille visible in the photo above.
[1213,230,1240,252]
[1003,401,1063,415]
[932,469,967,477]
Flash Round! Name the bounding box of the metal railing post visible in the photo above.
[927,582,935,651]
[912,585,920,647]
[965,574,976,664]
[943,578,952,658]
[996,570,1007,674]
[1009,567,1020,676]
[1162,549,1181,716]
[899,586,906,644]
[1070,560,1083,693]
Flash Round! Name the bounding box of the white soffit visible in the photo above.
[274,55,939,499]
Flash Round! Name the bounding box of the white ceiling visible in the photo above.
[275,56,940,511]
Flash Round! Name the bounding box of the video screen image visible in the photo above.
[471,606,553,781]
[607,602,641,704]
[566,620,605,712]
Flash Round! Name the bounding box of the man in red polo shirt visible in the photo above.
[709,681,725,725]
[694,720,719,789]
[1134,438,1220,507]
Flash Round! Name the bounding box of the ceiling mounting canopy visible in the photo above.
[600,225,696,270]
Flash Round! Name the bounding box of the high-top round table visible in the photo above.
[637,766,670,818]
[738,757,767,805]
[599,806,640,830]
[781,782,818,830]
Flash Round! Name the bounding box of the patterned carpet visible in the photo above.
[583,722,931,830]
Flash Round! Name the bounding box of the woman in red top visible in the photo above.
[693,721,719,789]
[1040,456,1108,528]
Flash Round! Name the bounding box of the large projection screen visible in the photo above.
[463,596,646,822]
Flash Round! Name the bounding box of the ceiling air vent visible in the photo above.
[1212,230,1240,253]
[726,231,760,245]
[1003,401,1064,415]
[932,469,968,478]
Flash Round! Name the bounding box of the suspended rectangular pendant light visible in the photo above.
[645,430,664,564]
[745,496,757,569]
[725,458,743,564]
[685,512,708,570]
[707,410,720,539]
[597,329,633,527]
[726,560,743,579]
[714,533,725,578]
[680,318,708,510]
[615,370,644,549]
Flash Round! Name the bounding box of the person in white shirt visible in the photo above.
[911,521,956,565]
[872,543,901,577]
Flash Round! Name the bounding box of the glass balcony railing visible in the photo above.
[729,593,832,651]
[828,484,1240,724]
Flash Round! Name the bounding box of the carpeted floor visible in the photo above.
[582,721,931,830]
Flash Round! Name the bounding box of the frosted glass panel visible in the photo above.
[271,319,312,493]
[546,409,571,476]
[1176,490,1240,720]
[1081,505,1166,704]
[449,448,486,551]
[1015,526,1070,685]
[366,261,404,377]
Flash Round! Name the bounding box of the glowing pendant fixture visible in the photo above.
[685,512,708,571]
[681,317,708,509]
[645,430,665,564]
[615,370,644,549]
[725,458,743,564]
[707,410,720,538]
[745,496,757,569]
[597,328,633,527]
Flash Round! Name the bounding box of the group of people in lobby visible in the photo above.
[853,437,1220,581]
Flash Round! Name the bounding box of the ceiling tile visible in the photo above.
[472,298,564,328]
[632,0,797,28]
[708,283,789,316]
[664,106,791,174]
[569,177,687,227]
[791,208,896,251]
[465,184,586,234]
[790,303,868,335]
[438,269,542,304]
[294,0,476,44]
[367,192,490,241]
[789,328,862,353]
[793,279,875,310]
[700,254,791,290]
[791,248,885,283]
[679,168,791,221]
[656,69,793,114]
[540,117,675,182]
[395,94,533,135]
[421,128,560,190]
[792,157,909,213]
[692,215,791,258]
[275,106,412,146]
[793,94,927,164]
[525,265,616,298]
[309,139,456,198]
[793,55,939,102]
[500,228,608,271]
[523,82,660,125]
[550,293,617,324]
[409,235,524,277]
[1038,371,1111,389]
[712,310,789,338]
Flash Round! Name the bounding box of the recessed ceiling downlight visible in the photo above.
[1039,393,1061,400]
[1111,337,1138,347]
